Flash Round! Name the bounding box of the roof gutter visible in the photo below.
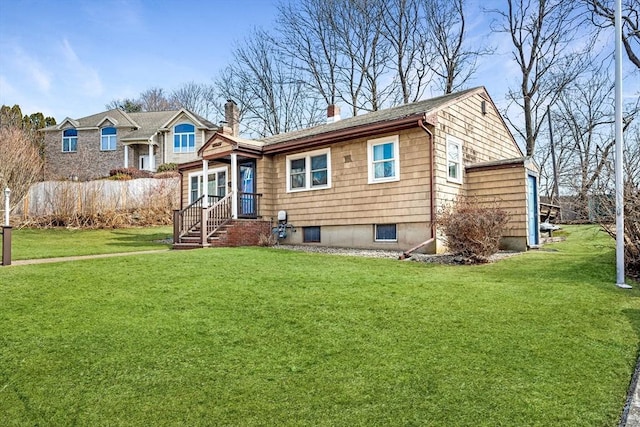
[399,116,436,259]
[262,114,425,154]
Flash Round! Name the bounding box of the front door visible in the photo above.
[139,155,149,171]
[239,160,256,217]
[527,173,539,247]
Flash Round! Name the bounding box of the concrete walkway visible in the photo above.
[622,356,640,426]
[5,249,170,266]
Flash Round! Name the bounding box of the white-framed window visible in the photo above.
[188,167,227,204]
[375,224,397,242]
[62,128,78,152]
[286,148,331,192]
[101,127,117,151]
[446,135,463,184]
[174,123,195,153]
[367,135,400,184]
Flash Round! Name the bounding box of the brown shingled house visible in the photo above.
[174,87,540,253]
[42,108,218,181]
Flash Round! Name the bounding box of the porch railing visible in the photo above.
[173,191,262,246]
[203,192,233,243]
[177,194,205,238]
[238,192,261,218]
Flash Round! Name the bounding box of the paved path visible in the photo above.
[622,357,640,426]
[5,249,170,266]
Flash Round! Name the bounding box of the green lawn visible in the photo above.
[6,226,173,260]
[1,225,639,425]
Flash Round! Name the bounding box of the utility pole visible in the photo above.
[547,106,560,207]
[614,0,630,288]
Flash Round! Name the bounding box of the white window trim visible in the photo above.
[173,123,196,154]
[374,224,398,242]
[62,129,78,153]
[286,148,332,192]
[446,135,463,184]
[100,128,117,151]
[367,135,400,184]
[188,166,228,203]
[62,136,77,153]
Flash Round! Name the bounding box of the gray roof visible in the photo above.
[43,108,218,141]
[259,87,483,147]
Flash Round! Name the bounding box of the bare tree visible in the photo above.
[139,87,176,112]
[381,0,430,103]
[330,0,392,114]
[170,82,217,120]
[491,0,593,156]
[548,70,639,218]
[0,126,43,214]
[276,0,340,105]
[215,28,324,138]
[423,0,493,94]
[584,0,640,69]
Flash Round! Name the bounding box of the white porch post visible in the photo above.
[123,145,129,168]
[231,152,238,219]
[148,140,154,171]
[202,159,209,208]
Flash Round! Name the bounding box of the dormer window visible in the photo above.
[174,123,195,153]
[101,127,117,151]
[62,129,78,152]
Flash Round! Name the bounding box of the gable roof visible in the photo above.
[259,87,483,152]
[43,108,219,141]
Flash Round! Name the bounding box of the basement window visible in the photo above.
[303,226,321,243]
[375,224,397,242]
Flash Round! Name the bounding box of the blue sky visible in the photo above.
[0,0,636,124]
[0,0,279,121]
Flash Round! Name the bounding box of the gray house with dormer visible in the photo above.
[42,108,219,181]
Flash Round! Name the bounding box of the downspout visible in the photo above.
[399,117,436,259]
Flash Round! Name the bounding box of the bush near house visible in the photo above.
[437,197,510,263]
[108,167,153,179]
[156,163,177,173]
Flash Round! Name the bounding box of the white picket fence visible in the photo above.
[18,178,180,217]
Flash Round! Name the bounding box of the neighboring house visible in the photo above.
[174,87,540,252]
[42,107,221,181]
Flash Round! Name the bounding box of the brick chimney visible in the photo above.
[224,100,239,136]
[327,104,341,124]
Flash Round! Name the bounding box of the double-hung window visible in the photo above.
[446,135,463,183]
[101,127,117,151]
[62,129,78,152]
[368,135,400,183]
[286,148,331,192]
[188,167,227,204]
[174,123,195,153]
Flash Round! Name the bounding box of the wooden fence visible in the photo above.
[17,178,180,218]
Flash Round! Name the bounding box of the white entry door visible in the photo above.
[139,155,149,171]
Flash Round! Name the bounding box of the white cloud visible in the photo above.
[11,46,52,93]
[59,38,104,98]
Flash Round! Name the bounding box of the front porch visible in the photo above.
[173,191,268,249]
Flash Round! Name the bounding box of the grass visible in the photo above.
[1,225,639,425]
[6,226,173,260]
